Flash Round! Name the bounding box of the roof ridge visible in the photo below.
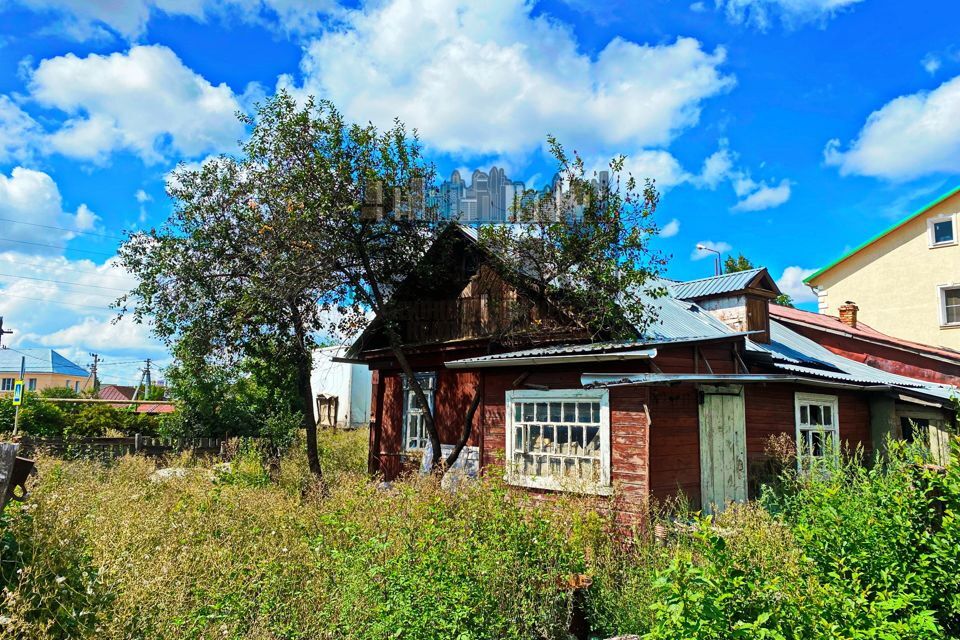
[676,267,764,285]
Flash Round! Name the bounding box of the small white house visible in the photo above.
[310,345,372,428]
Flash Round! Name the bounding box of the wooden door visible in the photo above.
[698,385,747,513]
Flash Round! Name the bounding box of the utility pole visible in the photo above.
[12,355,24,436]
[0,316,12,347]
[144,358,152,399]
[89,352,100,393]
[132,367,146,401]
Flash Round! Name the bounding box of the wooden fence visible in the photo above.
[15,435,227,461]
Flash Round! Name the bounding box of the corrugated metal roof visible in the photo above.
[670,268,767,300]
[0,348,89,376]
[445,334,748,367]
[634,280,740,341]
[747,322,956,401]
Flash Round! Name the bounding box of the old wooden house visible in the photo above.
[346,226,957,514]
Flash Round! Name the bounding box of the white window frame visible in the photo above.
[938,284,960,327]
[401,373,436,452]
[504,388,612,495]
[928,213,957,248]
[1,377,13,391]
[794,392,840,467]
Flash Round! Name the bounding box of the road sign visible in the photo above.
[12,380,23,406]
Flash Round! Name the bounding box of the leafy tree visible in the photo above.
[159,338,299,439]
[117,100,339,479]
[723,253,755,273]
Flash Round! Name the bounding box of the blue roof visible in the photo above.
[0,348,89,377]
[670,268,776,300]
[747,322,956,401]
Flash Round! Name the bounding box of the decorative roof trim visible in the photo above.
[806,184,960,284]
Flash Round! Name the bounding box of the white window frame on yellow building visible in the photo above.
[937,284,960,328]
[927,213,957,248]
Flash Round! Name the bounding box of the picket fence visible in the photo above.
[15,435,227,461]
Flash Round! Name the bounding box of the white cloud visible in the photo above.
[28,45,247,163]
[691,240,732,260]
[660,218,680,238]
[282,0,734,159]
[824,75,960,180]
[775,266,817,303]
[0,96,41,163]
[16,0,338,41]
[692,141,792,211]
[619,150,691,191]
[135,189,152,204]
[1,250,166,384]
[730,178,791,211]
[717,0,864,30]
[0,167,98,253]
[922,54,942,76]
[693,144,736,189]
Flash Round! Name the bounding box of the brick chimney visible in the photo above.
[838,302,859,329]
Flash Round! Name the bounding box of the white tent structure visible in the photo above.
[310,345,372,429]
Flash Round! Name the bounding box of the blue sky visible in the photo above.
[0,0,958,384]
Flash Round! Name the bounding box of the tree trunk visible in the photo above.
[290,302,324,483]
[444,386,480,471]
[389,342,443,470]
[296,348,323,479]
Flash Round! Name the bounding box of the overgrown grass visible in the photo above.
[2,432,960,639]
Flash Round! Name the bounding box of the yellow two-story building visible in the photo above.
[0,348,93,394]
[806,186,960,349]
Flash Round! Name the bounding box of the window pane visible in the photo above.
[543,425,555,452]
[522,403,534,422]
[800,405,808,424]
[811,431,824,457]
[530,425,542,450]
[535,402,547,421]
[934,220,954,244]
[563,402,576,423]
[823,405,832,426]
[514,426,523,451]
[945,289,960,324]
[514,403,522,422]
[810,405,823,426]
[549,402,561,422]
[577,402,592,423]
[585,426,600,456]
[592,403,600,423]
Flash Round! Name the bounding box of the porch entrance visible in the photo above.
[698,384,747,513]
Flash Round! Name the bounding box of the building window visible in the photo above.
[505,389,611,494]
[795,392,839,464]
[75,381,80,393]
[402,374,436,452]
[940,286,960,326]
[65,380,71,389]
[1,378,13,391]
[928,214,956,247]
[27,378,37,391]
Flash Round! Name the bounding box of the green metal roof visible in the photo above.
[805,184,960,284]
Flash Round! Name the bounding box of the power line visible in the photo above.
[0,238,117,257]
[0,272,130,292]
[8,261,134,284]
[0,218,126,241]
[0,292,114,311]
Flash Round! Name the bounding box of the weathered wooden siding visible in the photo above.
[647,381,875,508]
[478,367,651,514]
[373,367,481,480]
